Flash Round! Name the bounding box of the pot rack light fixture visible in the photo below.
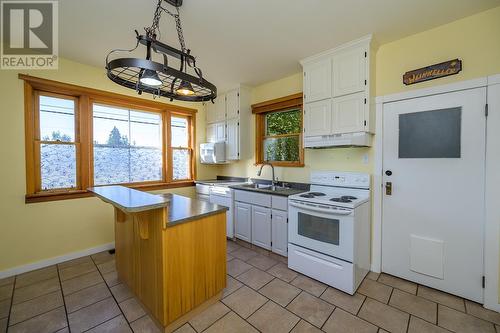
[105,0,217,102]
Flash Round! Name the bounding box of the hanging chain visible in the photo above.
[145,0,187,53]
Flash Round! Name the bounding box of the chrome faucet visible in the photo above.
[257,162,277,187]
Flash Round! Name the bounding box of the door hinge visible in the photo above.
[485,104,489,117]
[482,276,486,288]
[364,98,367,104]
[238,93,240,97]
[304,72,306,77]
[364,51,367,57]
[364,79,367,85]
[364,120,367,126]
[271,241,273,246]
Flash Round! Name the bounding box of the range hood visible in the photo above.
[304,132,372,148]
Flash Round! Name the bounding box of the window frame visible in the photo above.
[22,74,197,203]
[168,113,195,182]
[252,93,304,167]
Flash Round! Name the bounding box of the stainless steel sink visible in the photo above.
[240,183,290,191]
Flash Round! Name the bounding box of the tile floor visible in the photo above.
[1,240,499,333]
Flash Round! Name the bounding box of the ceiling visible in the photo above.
[60,0,499,92]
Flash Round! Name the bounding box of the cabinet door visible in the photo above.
[215,93,226,122]
[215,121,226,142]
[332,92,365,134]
[304,58,332,103]
[272,209,288,257]
[252,205,272,250]
[206,123,216,143]
[332,46,366,97]
[206,101,216,124]
[226,89,239,119]
[226,118,239,160]
[304,99,332,137]
[235,202,251,242]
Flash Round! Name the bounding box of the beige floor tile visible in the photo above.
[226,253,234,262]
[12,277,60,304]
[323,308,378,333]
[290,319,323,333]
[110,283,134,302]
[236,267,274,290]
[248,300,300,333]
[64,283,111,313]
[0,318,6,333]
[221,286,267,319]
[59,261,97,281]
[358,298,409,333]
[252,246,271,257]
[102,270,120,288]
[9,290,63,325]
[231,247,259,261]
[130,315,161,333]
[320,287,366,315]
[91,251,115,265]
[270,253,288,264]
[68,297,121,333]
[365,272,380,281]
[466,300,500,325]
[87,315,132,333]
[227,259,253,277]
[418,285,465,312]
[204,311,258,333]
[97,260,116,274]
[267,263,299,283]
[15,266,58,289]
[290,275,327,297]
[357,279,393,304]
[497,324,500,333]
[61,271,103,296]
[408,316,449,333]
[246,255,278,271]
[0,284,13,302]
[119,297,146,323]
[7,307,67,333]
[58,256,93,269]
[226,240,241,253]
[259,278,301,307]
[0,277,14,288]
[389,289,437,323]
[55,328,69,333]
[174,323,196,333]
[0,299,10,319]
[286,291,334,328]
[189,301,230,332]
[235,239,252,249]
[223,275,243,298]
[438,304,496,333]
[378,273,417,294]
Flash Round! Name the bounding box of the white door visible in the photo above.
[206,101,216,124]
[332,45,366,97]
[206,123,216,143]
[332,92,365,134]
[226,89,239,119]
[215,93,226,122]
[382,87,486,302]
[304,99,332,137]
[252,205,272,250]
[304,59,332,103]
[226,118,239,160]
[235,202,251,242]
[272,209,288,257]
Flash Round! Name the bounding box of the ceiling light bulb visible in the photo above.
[140,69,162,87]
[176,80,195,96]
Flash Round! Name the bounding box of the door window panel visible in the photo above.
[298,212,340,245]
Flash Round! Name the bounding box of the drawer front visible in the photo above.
[234,190,271,207]
[271,195,288,211]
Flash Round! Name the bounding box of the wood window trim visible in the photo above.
[252,93,305,167]
[22,74,197,203]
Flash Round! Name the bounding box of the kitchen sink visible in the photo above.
[240,183,290,191]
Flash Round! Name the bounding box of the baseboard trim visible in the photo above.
[0,242,115,279]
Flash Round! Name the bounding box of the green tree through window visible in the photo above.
[264,109,301,162]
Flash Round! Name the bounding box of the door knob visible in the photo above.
[385,170,392,176]
[385,182,392,195]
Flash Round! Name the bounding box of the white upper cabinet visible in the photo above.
[206,121,225,143]
[214,93,226,122]
[304,58,332,103]
[332,92,365,134]
[304,99,332,137]
[226,117,239,160]
[205,101,216,124]
[332,45,366,97]
[225,89,239,119]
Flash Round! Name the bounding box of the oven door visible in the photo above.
[288,199,354,262]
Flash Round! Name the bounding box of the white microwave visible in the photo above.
[200,142,226,164]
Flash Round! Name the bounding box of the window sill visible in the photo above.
[254,161,305,168]
[25,181,195,204]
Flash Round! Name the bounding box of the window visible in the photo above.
[22,75,196,203]
[253,93,304,167]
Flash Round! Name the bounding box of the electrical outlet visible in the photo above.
[362,153,369,164]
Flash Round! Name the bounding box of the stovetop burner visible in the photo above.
[300,192,326,198]
[330,195,358,203]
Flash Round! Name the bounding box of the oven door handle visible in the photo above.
[289,201,353,215]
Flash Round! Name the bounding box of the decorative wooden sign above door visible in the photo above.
[403,59,462,85]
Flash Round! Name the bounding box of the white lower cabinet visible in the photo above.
[234,202,251,242]
[251,206,272,250]
[271,209,288,256]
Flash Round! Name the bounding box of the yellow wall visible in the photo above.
[0,58,219,272]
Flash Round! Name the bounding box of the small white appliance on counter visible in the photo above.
[287,171,370,294]
[200,142,225,164]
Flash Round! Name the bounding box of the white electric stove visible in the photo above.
[287,171,371,294]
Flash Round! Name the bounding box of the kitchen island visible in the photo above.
[89,186,228,332]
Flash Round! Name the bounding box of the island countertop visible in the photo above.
[89,186,228,226]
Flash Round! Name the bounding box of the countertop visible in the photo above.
[229,179,309,197]
[89,186,228,226]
